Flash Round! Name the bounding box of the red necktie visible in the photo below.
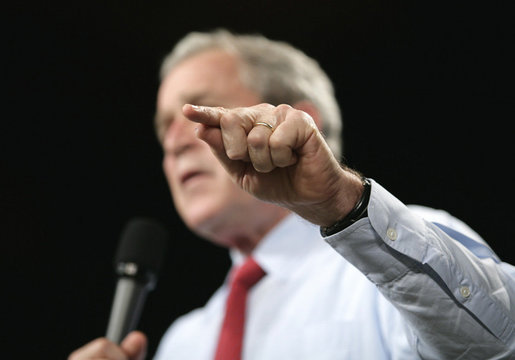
[214,257,266,360]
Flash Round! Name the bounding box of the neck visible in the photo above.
[198,205,290,255]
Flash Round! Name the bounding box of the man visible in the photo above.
[69,29,515,360]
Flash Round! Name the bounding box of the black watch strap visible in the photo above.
[320,178,371,237]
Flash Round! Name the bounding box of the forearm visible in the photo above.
[325,180,515,359]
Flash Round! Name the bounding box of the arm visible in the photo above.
[325,180,515,359]
[184,103,515,359]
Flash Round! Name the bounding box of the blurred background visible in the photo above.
[2,1,513,358]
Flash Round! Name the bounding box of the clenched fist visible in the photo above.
[183,103,364,227]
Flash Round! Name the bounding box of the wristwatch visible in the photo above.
[320,177,371,237]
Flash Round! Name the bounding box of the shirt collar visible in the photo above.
[230,213,323,281]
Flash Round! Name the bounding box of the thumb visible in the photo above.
[120,331,147,360]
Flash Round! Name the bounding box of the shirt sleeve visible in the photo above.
[324,179,515,360]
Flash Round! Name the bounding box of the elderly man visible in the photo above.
[70,30,515,360]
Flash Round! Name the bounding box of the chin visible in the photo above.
[178,201,225,235]
[174,186,250,235]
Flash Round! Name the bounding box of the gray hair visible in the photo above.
[159,29,343,159]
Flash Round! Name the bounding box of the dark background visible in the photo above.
[2,1,513,358]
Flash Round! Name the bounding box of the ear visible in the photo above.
[292,100,323,131]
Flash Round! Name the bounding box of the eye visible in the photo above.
[155,114,174,144]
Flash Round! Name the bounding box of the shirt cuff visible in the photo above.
[324,179,515,347]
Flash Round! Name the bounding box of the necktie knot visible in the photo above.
[232,257,266,289]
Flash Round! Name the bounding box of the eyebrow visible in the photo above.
[179,91,214,106]
[155,91,211,125]
[154,91,223,142]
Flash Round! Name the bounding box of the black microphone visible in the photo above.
[106,218,168,344]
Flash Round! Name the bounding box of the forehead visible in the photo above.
[157,49,249,108]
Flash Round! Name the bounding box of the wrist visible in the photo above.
[289,169,365,227]
[320,177,371,237]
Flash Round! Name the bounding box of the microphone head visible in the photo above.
[114,218,168,281]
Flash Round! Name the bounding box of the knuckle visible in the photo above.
[268,135,284,151]
[220,112,241,128]
[300,110,317,125]
[247,129,269,148]
[256,103,276,111]
[90,338,113,356]
[291,110,314,127]
[69,338,116,360]
[275,103,292,112]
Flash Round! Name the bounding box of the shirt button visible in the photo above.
[386,228,397,241]
[460,286,471,298]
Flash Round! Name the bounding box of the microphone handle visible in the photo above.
[106,278,149,344]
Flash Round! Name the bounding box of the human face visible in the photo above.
[156,50,287,248]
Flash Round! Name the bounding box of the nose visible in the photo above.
[163,116,199,157]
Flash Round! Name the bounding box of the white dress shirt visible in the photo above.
[154,180,515,360]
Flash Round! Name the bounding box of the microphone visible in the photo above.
[106,218,168,344]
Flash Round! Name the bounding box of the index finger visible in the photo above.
[182,104,227,127]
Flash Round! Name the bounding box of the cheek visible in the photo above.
[177,173,244,227]
[162,156,188,211]
[162,156,176,190]
[160,148,253,230]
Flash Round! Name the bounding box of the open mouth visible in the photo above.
[180,170,207,185]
